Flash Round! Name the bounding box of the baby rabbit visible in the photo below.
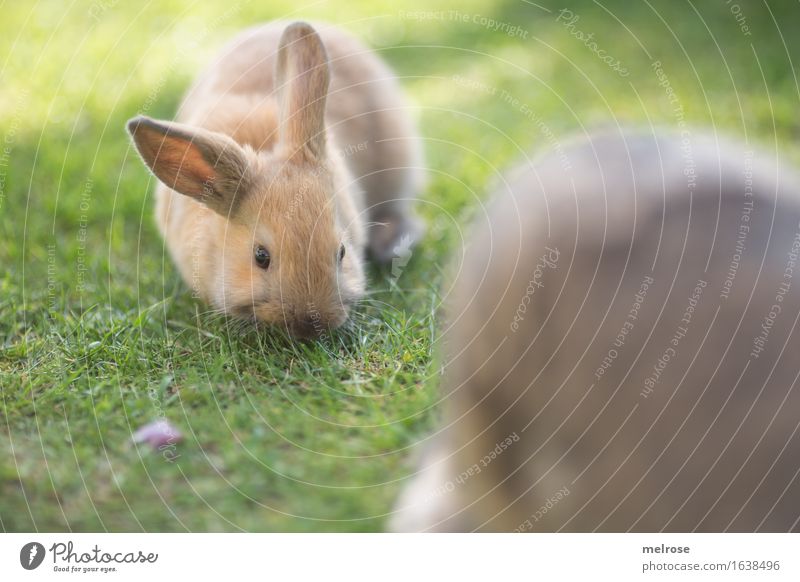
[392,130,800,531]
[127,21,423,338]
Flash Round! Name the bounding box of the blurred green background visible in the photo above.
[1,0,798,531]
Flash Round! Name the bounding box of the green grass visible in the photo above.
[1,0,799,531]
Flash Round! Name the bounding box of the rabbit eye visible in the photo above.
[338,244,346,263]
[254,245,271,269]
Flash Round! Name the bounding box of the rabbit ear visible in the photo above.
[127,116,253,216]
[275,22,330,161]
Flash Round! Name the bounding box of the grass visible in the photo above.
[1,0,799,531]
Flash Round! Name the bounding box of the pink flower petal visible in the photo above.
[132,420,183,450]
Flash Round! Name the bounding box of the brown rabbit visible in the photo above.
[127,21,423,337]
[391,130,800,532]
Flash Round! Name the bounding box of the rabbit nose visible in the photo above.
[291,313,323,340]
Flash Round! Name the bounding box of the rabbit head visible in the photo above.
[128,22,364,338]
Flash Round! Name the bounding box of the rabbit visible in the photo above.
[127,21,424,338]
[391,129,800,532]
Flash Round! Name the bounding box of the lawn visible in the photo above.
[1,0,798,531]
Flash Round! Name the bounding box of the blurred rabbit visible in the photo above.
[392,130,800,531]
[128,21,423,338]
